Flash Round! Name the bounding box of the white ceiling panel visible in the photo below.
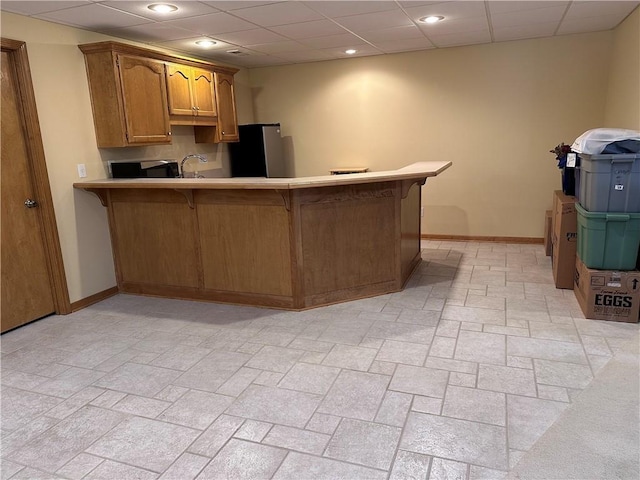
[3,0,638,68]
[270,19,350,39]
[230,2,323,26]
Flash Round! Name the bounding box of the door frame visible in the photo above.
[2,38,71,315]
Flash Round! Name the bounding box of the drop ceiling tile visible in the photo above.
[357,25,426,43]
[429,29,492,48]
[487,1,569,15]
[564,1,639,19]
[200,1,279,12]
[99,23,195,42]
[373,37,435,54]
[230,2,323,27]
[557,13,631,34]
[271,19,350,39]
[220,54,290,67]
[157,36,237,52]
[419,16,489,36]
[493,22,560,42]
[332,9,414,33]
[397,1,443,7]
[101,1,218,21]
[0,1,89,16]
[299,33,368,49]
[244,40,310,54]
[303,1,398,18]
[320,44,383,59]
[490,5,567,28]
[35,3,151,28]
[274,50,334,62]
[213,29,288,45]
[404,1,487,22]
[163,12,257,35]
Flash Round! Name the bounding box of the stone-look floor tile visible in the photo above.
[465,294,505,311]
[442,306,505,325]
[174,351,251,392]
[367,321,435,345]
[196,439,286,480]
[38,387,104,421]
[321,344,377,371]
[588,355,612,374]
[375,391,413,427]
[246,346,304,373]
[154,385,188,403]
[454,331,505,366]
[469,270,506,286]
[158,390,233,430]
[237,342,269,355]
[486,284,525,299]
[412,396,443,415]
[506,356,533,370]
[305,413,341,435]
[300,351,327,364]
[360,337,385,349]
[435,320,461,338]
[324,418,402,470]
[0,370,52,391]
[389,364,448,398]
[507,395,568,451]
[506,337,587,364]
[448,372,476,388]
[216,367,261,397]
[550,315,575,325]
[369,360,397,375]
[483,325,529,337]
[1,459,26,480]
[424,297,446,312]
[253,371,285,387]
[272,452,387,480]
[430,286,468,301]
[507,310,551,324]
[376,340,429,366]
[10,466,70,480]
[442,385,506,426]
[317,370,389,421]
[460,321,483,331]
[263,425,330,455]
[94,362,181,397]
[424,357,478,374]
[234,419,272,442]
[249,328,296,347]
[397,309,441,327]
[389,450,432,480]
[226,385,322,428]
[149,345,211,371]
[8,406,125,472]
[533,359,594,389]
[529,322,580,343]
[83,460,158,480]
[31,367,105,399]
[1,416,60,458]
[158,453,209,480]
[429,457,469,480]
[469,465,507,479]
[537,384,570,403]
[188,414,244,457]
[1,346,72,376]
[477,365,536,397]
[580,335,613,356]
[87,416,200,473]
[93,350,139,373]
[401,412,508,471]
[429,336,457,359]
[55,454,104,480]
[112,394,171,418]
[278,363,340,395]
[573,318,638,339]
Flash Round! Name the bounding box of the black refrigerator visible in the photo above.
[228,123,286,177]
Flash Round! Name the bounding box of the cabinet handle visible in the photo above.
[168,131,172,136]
[192,106,196,110]
[196,107,200,110]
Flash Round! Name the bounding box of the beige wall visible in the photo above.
[605,6,640,129]
[250,31,614,238]
[1,13,253,303]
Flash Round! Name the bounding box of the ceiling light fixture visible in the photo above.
[196,40,217,48]
[147,3,178,14]
[345,49,357,55]
[419,15,444,24]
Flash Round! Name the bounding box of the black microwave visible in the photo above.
[110,160,179,178]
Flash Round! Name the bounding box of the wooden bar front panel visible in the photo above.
[400,182,422,284]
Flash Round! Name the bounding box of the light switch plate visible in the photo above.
[77,164,87,178]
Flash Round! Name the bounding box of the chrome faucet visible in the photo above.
[180,154,207,178]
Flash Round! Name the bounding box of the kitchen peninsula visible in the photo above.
[74,161,451,310]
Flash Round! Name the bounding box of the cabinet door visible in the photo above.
[214,72,239,142]
[166,63,194,116]
[192,68,216,118]
[118,55,171,145]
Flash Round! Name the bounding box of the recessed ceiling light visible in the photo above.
[345,49,357,55]
[147,3,178,13]
[419,15,444,24]
[196,40,216,48]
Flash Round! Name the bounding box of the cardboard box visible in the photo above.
[544,209,552,256]
[551,191,577,289]
[574,256,640,323]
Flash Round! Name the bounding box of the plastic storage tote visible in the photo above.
[578,153,640,212]
[576,203,640,270]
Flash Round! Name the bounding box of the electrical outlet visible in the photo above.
[421,206,424,217]
[77,164,87,178]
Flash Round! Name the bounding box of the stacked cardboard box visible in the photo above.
[551,191,577,289]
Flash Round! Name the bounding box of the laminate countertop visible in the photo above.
[73,161,452,190]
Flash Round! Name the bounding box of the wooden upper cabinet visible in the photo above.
[214,72,239,142]
[166,63,216,118]
[79,42,239,147]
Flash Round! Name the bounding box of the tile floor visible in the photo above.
[2,240,639,480]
